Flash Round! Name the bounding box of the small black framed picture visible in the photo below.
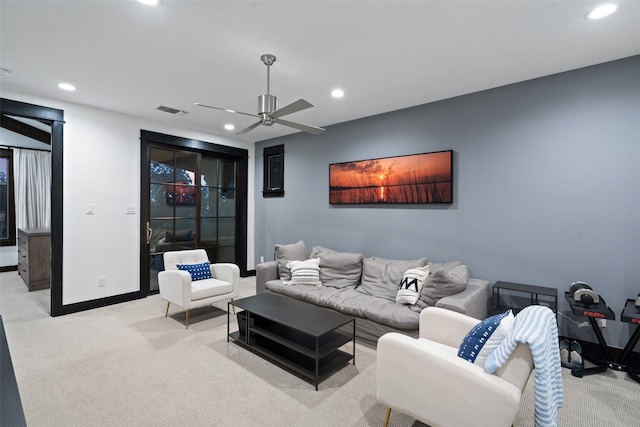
[263,144,285,198]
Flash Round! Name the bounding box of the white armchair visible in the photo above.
[158,249,240,329]
[377,307,534,427]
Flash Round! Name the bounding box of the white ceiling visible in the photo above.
[1,1,639,143]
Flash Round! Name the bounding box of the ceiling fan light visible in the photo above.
[331,89,345,98]
[587,4,618,19]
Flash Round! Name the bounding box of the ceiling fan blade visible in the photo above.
[235,120,263,135]
[269,99,313,119]
[275,118,325,135]
[194,103,259,118]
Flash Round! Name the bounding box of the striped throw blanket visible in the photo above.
[485,305,564,427]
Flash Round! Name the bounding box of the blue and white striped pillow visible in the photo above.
[285,258,322,286]
[177,262,213,281]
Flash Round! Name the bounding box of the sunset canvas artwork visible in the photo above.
[329,150,453,204]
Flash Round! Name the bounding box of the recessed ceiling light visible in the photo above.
[331,89,345,98]
[587,4,618,20]
[58,82,77,91]
[138,0,159,5]
[224,124,235,131]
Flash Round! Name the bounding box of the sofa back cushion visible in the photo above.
[274,240,309,281]
[309,245,336,257]
[319,251,364,289]
[420,261,469,306]
[358,257,428,302]
[310,245,363,289]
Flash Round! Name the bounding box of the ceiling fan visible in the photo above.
[195,54,325,135]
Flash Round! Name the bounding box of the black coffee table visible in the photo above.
[227,293,356,390]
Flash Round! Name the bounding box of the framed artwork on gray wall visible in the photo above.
[329,150,453,204]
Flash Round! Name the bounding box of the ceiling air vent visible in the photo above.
[156,106,188,116]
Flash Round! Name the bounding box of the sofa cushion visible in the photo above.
[275,240,309,281]
[358,257,428,302]
[312,249,363,289]
[330,288,420,330]
[266,281,420,330]
[286,258,322,286]
[265,280,340,308]
[177,262,212,281]
[420,261,469,306]
[458,309,514,368]
[396,266,430,305]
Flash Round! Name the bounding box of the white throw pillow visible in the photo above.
[396,266,430,305]
[285,258,322,286]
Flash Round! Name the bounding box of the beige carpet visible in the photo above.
[1,271,638,426]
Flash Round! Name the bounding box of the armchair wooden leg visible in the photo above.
[383,407,391,427]
[230,298,236,315]
[165,302,170,317]
[185,310,189,329]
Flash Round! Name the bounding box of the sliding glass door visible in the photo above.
[141,131,248,294]
[200,156,237,264]
[148,148,197,291]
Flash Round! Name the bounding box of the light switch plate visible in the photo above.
[86,204,94,215]
[126,205,136,215]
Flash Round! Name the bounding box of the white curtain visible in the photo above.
[13,148,51,229]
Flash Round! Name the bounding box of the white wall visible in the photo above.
[1,89,254,305]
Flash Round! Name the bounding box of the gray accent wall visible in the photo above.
[255,55,640,349]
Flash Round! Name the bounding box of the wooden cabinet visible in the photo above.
[17,228,51,291]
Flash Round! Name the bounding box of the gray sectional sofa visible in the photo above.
[255,242,491,344]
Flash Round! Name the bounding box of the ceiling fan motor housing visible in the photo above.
[258,94,277,114]
[258,94,277,125]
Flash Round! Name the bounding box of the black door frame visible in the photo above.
[0,98,65,316]
[2,98,147,315]
[140,130,249,295]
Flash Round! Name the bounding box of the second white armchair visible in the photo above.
[377,307,534,427]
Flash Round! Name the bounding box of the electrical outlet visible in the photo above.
[98,276,106,288]
[260,255,265,263]
[125,205,136,214]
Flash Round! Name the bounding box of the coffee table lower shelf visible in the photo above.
[227,294,356,390]
[229,330,353,389]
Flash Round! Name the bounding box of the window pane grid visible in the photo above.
[150,146,238,265]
